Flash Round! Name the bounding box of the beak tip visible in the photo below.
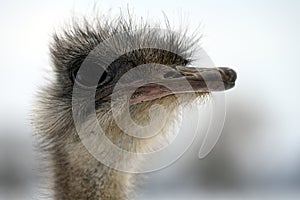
[218,67,237,83]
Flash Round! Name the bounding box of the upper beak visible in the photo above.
[109,65,237,105]
[132,65,237,104]
[161,66,237,91]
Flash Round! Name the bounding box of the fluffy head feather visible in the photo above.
[33,12,211,200]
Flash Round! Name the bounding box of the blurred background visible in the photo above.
[1,0,300,199]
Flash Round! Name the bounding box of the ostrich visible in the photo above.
[33,13,236,200]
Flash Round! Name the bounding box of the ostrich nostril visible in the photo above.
[163,71,182,79]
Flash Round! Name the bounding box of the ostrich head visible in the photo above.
[34,14,236,199]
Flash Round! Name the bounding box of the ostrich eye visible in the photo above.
[71,65,112,88]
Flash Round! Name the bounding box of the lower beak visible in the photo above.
[111,65,237,105]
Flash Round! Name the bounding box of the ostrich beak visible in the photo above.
[127,66,237,104]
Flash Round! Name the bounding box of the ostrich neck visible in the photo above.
[51,126,133,200]
[46,96,182,199]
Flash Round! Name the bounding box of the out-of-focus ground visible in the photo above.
[1,0,300,199]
